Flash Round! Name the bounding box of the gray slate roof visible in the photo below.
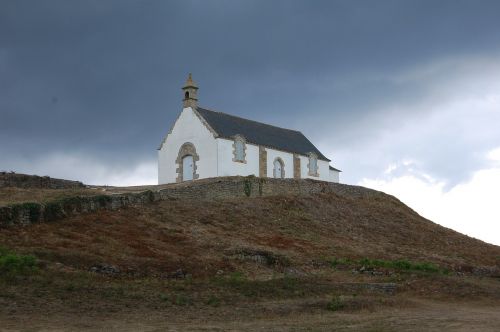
[329,165,342,172]
[196,107,330,161]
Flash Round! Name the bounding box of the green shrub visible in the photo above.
[330,257,443,273]
[64,283,76,292]
[410,262,440,273]
[330,257,353,268]
[392,260,413,270]
[25,203,42,223]
[0,247,37,277]
[59,196,83,205]
[228,271,246,284]
[145,190,155,202]
[44,202,64,221]
[205,295,221,307]
[281,275,299,291]
[159,293,193,306]
[10,202,42,223]
[95,195,112,207]
[243,178,252,197]
[326,296,346,311]
[212,273,306,299]
[169,294,191,306]
[258,178,265,196]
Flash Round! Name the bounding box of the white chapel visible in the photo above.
[158,74,341,184]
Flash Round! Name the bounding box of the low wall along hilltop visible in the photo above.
[0,172,84,189]
[0,176,387,226]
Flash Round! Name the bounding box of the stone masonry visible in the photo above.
[0,176,391,227]
[293,154,300,179]
[259,146,267,177]
[175,142,200,182]
[0,172,85,189]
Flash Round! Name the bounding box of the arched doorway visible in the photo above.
[176,142,199,182]
[182,155,194,181]
[273,158,285,179]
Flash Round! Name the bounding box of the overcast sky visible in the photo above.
[1,1,500,245]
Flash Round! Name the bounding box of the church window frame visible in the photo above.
[232,135,247,163]
[273,157,285,179]
[307,152,319,177]
[175,142,200,182]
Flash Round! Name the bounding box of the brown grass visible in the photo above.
[2,192,499,274]
[1,189,500,330]
[0,187,104,205]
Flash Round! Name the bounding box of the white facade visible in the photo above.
[158,107,340,184]
[158,107,218,184]
[329,168,340,183]
[266,148,294,178]
[216,138,259,177]
[297,155,331,182]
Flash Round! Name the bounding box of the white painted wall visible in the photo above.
[158,107,218,184]
[329,169,340,183]
[216,138,259,177]
[297,155,331,182]
[266,148,294,178]
[158,107,341,184]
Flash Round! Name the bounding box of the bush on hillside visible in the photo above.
[330,257,442,273]
[0,247,37,277]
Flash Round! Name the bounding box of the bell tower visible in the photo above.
[182,73,198,108]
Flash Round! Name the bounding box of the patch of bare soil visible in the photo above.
[1,298,500,331]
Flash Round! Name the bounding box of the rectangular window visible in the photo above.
[311,158,317,173]
[309,155,318,176]
[236,141,245,161]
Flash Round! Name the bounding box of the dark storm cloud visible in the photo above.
[1,0,500,184]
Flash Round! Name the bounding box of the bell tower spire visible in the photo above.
[182,73,198,108]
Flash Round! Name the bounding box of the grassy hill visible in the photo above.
[1,175,500,331]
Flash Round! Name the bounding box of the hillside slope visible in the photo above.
[2,178,500,331]
[2,188,499,275]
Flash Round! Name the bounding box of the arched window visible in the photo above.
[185,91,189,99]
[308,153,318,177]
[273,158,285,179]
[232,135,246,163]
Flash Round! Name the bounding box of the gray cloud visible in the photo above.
[1,0,500,185]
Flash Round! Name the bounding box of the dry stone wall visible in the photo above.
[0,172,84,189]
[0,176,388,227]
[156,176,385,201]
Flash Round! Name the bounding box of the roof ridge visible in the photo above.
[196,106,304,135]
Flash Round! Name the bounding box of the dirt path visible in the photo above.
[2,299,500,331]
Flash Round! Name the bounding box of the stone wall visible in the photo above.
[0,176,388,227]
[155,176,385,201]
[0,172,85,189]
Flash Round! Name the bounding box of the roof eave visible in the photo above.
[329,166,342,172]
